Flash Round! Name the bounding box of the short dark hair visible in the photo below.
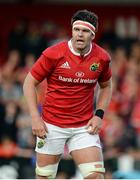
[71,9,98,32]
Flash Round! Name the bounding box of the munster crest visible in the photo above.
[90,63,100,71]
[37,139,46,148]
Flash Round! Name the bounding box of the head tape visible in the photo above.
[71,9,98,32]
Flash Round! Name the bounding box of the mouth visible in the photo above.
[76,39,84,45]
[77,39,84,42]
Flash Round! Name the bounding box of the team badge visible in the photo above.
[37,139,46,148]
[90,63,100,71]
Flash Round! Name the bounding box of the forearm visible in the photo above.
[23,73,47,138]
[96,79,112,111]
[23,73,40,118]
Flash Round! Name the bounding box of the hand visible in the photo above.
[31,116,48,139]
[87,116,102,134]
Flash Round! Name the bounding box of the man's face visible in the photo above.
[72,26,95,51]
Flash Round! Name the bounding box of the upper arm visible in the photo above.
[24,72,40,87]
[98,78,112,89]
[98,51,112,83]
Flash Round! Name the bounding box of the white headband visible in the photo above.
[73,20,96,35]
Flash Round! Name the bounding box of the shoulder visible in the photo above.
[42,41,68,59]
[93,43,111,62]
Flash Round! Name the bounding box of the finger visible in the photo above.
[38,131,47,139]
[86,120,91,128]
[44,125,48,133]
[87,126,98,134]
[92,127,99,134]
[87,126,92,133]
[32,130,37,136]
[38,135,46,139]
[87,126,97,134]
[38,127,46,134]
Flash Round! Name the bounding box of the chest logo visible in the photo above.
[75,71,85,77]
[90,63,100,71]
[60,61,70,69]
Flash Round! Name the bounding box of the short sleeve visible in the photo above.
[30,54,54,82]
[98,60,112,82]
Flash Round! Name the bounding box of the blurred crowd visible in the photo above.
[0,16,140,179]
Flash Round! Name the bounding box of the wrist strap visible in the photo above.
[95,109,104,119]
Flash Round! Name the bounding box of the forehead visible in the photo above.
[73,25,91,31]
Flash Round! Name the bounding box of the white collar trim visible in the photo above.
[68,39,92,57]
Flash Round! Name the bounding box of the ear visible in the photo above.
[91,33,95,40]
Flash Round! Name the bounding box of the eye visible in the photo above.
[74,27,80,31]
[83,29,90,33]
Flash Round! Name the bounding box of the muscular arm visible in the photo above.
[96,78,112,111]
[23,72,47,138]
[23,72,40,118]
[87,78,112,134]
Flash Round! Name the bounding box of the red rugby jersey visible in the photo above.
[31,40,112,127]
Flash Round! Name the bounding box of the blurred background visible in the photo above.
[0,0,140,179]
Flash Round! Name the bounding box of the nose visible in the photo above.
[78,30,83,36]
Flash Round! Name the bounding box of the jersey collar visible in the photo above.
[68,39,92,57]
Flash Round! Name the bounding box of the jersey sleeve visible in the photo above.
[30,54,55,82]
[98,58,112,83]
[30,43,66,82]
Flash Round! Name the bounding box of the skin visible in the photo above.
[71,26,95,55]
[87,79,112,135]
[23,25,112,179]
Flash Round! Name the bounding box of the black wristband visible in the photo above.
[95,109,104,119]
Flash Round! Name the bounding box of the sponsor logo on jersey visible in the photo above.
[75,71,85,77]
[60,61,70,69]
[90,63,100,71]
[58,75,97,84]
